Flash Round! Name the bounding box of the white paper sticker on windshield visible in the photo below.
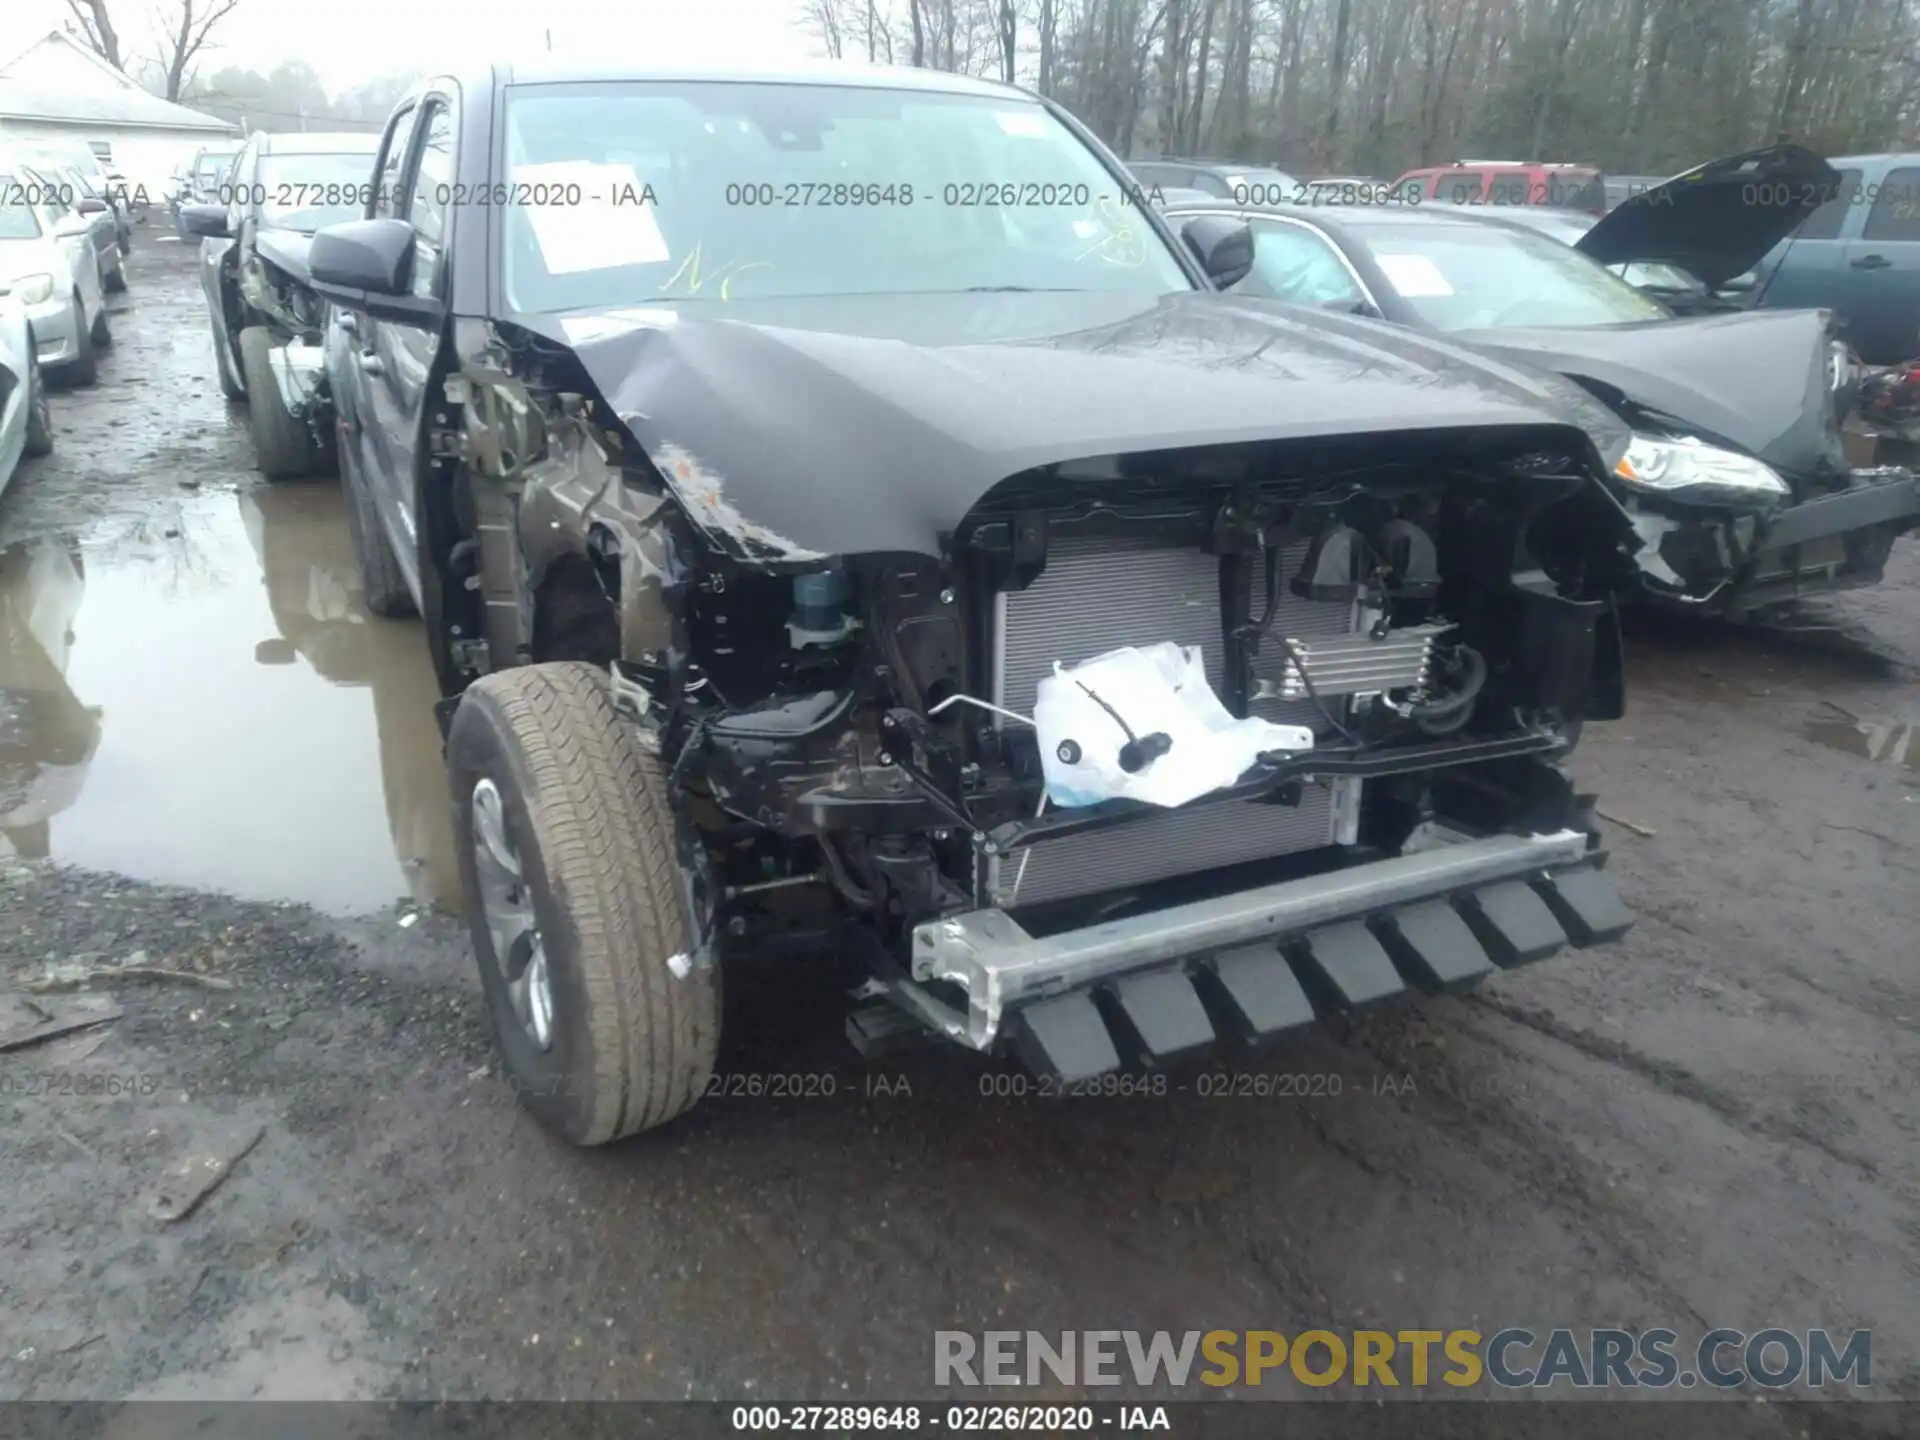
[994,110,1049,138]
[513,161,669,275]
[1374,252,1454,297]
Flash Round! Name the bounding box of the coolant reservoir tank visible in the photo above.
[789,570,854,648]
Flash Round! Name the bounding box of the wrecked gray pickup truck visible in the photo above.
[179,130,381,479]
[308,62,1642,1145]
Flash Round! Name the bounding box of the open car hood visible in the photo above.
[1575,144,1839,287]
[541,289,1630,562]
[1455,306,1841,480]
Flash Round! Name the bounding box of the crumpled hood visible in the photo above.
[1455,306,1839,479]
[540,289,1628,560]
[1576,144,1839,287]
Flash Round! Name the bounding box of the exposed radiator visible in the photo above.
[990,536,1361,908]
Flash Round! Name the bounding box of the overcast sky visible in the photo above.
[4,0,824,92]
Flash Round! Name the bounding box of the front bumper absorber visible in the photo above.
[909,829,1631,1081]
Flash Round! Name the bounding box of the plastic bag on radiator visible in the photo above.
[1032,642,1316,809]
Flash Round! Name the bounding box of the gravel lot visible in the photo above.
[1,238,1915,1423]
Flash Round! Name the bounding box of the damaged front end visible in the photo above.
[1620,456,1920,615]
[1472,310,1920,616]
[241,231,337,449]
[435,319,1641,1078]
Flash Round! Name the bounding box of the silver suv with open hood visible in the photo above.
[307,62,1642,1144]
[1163,148,1920,619]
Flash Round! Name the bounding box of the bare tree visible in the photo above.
[1036,0,1059,93]
[1319,0,1353,165]
[867,0,896,62]
[64,0,125,70]
[807,0,847,58]
[151,0,243,103]
[889,0,1920,172]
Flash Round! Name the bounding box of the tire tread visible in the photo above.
[462,662,717,1142]
[238,326,317,480]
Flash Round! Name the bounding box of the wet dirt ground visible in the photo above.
[0,239,1916,1421]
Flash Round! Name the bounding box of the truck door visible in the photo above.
[1841,165,1920,363]
[336,103,419,579]
[1754,166,1858,329]
[360,94,451,568]
[360,95,459,612]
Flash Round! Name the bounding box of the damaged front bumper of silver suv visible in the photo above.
[267,336,327,419]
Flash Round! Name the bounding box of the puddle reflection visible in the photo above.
[1803,714,1920,776]
[0,483,459,914]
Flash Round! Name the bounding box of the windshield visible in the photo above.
[1616,260,1702,292]
[27,152,99,182]
[499,81,1189,313]
[0,176,44,239]
[196,152,239,185]
[257,151,378,230]
[1485,210,1594,247]
[1239,220,1367,306]
[1342,218,1667,330]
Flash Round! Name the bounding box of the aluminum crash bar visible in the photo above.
[911,829,1593,1048]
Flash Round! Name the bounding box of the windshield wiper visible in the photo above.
[960,285,1084,293]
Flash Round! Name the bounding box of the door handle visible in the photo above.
[358,353,384,376]
[1851,253,1892,270]
[336,312,358,334]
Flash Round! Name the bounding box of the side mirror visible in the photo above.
[311,218,415,295]
[310,218,441,328]
[254,638,298,666]
[1181,215,1256,290]
[76,197,108,216]
[178,202,231,239]
[1717,271,1756,294]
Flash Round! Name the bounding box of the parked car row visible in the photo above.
[1131,156,1656,214]
[164,66,1912,1154]
[1137,146,1920,367]
[0,141,134,497]
[178,130,383,478]
[168,142,245,238]
[0,280,55,498]
[1149,143,1920,617]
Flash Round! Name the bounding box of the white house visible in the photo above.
[0,29,235,195]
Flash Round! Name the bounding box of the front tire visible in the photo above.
[104,254,128,294]
[448,662,720,1145]
[63,296,98,387]
[237,326,316,479]
[23,354,53,457]
[210,313,245,401]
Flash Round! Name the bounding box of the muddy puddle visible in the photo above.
[1804,710,1920,778]
[0,481,459,915]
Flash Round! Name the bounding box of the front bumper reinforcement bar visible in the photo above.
[912,829,1599,1052]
